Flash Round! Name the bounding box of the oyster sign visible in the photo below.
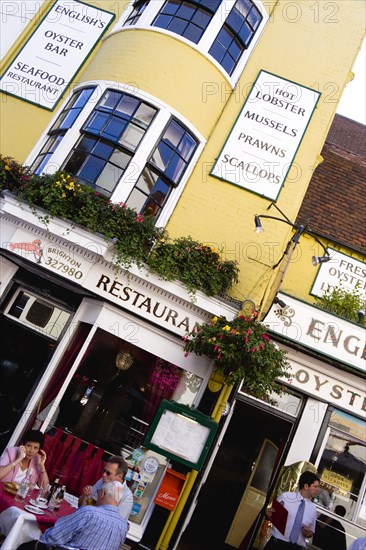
[211,70,320,200]
[0,0,114,109]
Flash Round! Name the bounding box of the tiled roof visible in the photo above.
[297,115,366,254]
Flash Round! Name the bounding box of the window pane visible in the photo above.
[151,141,173,170]
[72,87,94,109]
[184,23,203,43]
[164,120,185,147]
[99,90,121,110]
[165,153,185,182]
[238,21,252,46]
[64,151,88,175]
[93,140,114,160]
[153,14,173,29]
[78,156,105,183]
[85,112,110,133]
[169,18,188,34]
[161,1,180,16]
[176,3,195,19]
[58,109,81,130]
[102,118,126,141]
[221,53,236,75]
[134,104,157,129]
[96,163,124,194]
[136,168,159,194]
[78,136,97,153]
[126,187,147,212]
[109,149,131,169]
[150,178,170,204]
[209,40,225,63]
[119,125,144,150]
[117,95,140,117]
[178,133,196,159]
[227,10,243,33]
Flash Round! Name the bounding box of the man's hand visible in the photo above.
[79,485,93,507]
[302,525,313,538]
[82,485,93,497]
[265,507,275,520]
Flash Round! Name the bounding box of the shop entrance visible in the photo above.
[176,399,294,550]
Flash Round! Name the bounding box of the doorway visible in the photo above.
[176,399,293,550]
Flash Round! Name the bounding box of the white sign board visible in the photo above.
[265,293,366,374]
[311,248,366,299]
[0,0,114,110]
[211,70,321,200]
[5,229,93,283]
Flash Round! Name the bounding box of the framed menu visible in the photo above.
[144,400,218,470]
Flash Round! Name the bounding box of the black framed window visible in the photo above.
[209,0,262,75]
[62,89,157,197]
[152,0,222,44]
[124,0,150,26]
[122,0,264,77]
[126,119,198,218]
[32,87,95,174]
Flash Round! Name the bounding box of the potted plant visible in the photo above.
[183,313,290,399]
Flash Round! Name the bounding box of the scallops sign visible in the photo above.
[211,70,321,200]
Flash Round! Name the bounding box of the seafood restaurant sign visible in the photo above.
[0,0,114,109]
[211,70,320,200]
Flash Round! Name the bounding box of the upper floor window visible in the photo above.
[120,0,266,81]
[29,85,200,223]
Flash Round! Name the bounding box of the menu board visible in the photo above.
[144,401,218,470]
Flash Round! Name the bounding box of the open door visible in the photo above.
[225,439,279,547]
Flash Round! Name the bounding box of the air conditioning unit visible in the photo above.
[3,287,72,340]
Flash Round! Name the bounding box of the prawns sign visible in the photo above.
[211,70,321,200]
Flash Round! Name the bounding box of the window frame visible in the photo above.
[25,82,205,229]
[112,0,268,85]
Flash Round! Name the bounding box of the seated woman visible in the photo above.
[0,429,49,488]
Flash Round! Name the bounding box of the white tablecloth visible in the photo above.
[0,505,42,549]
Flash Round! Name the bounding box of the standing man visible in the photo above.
[79,455,133,520]
[17,481,128,550]
[265,471,320,549]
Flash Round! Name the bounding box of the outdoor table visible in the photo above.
[0,484,75,550]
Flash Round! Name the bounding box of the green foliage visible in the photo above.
[183,314,290,397]
[315,284,366,325]
[148,236,239,298]
[0,155,239,296]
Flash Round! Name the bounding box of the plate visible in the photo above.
[24,504,45,515]
[29,498,48,509]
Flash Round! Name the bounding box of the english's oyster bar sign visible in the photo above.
[0,0,114,109]
[211,70,320,200]
[265,292,366,373]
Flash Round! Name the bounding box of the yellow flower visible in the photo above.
[223,325,231,331]
[5,165,10,171]
[211,316,218,323]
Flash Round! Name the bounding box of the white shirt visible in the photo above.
[92,478,133,520]
[348,537,366,550]
[270,491,317,548]
[12,468,28,484]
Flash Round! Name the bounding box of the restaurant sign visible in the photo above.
[265,293,366,373]
[211,70,320,200]
[0,0,114,109]
[311,248,366,299]
[3,225,212,337]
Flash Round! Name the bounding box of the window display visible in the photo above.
[316,409,366,526]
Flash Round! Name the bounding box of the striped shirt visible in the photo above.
[41,504,128,550]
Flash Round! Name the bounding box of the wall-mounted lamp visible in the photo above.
[254,203,330,267]
[358,309,365,324]
[312,255,331,266]
[115,351,134,371]
[254,215,264,233]
[273,296,287,309]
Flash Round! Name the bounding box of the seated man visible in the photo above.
[313,505,347,550]
[17,481,128,550]
[79,455,133,520]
